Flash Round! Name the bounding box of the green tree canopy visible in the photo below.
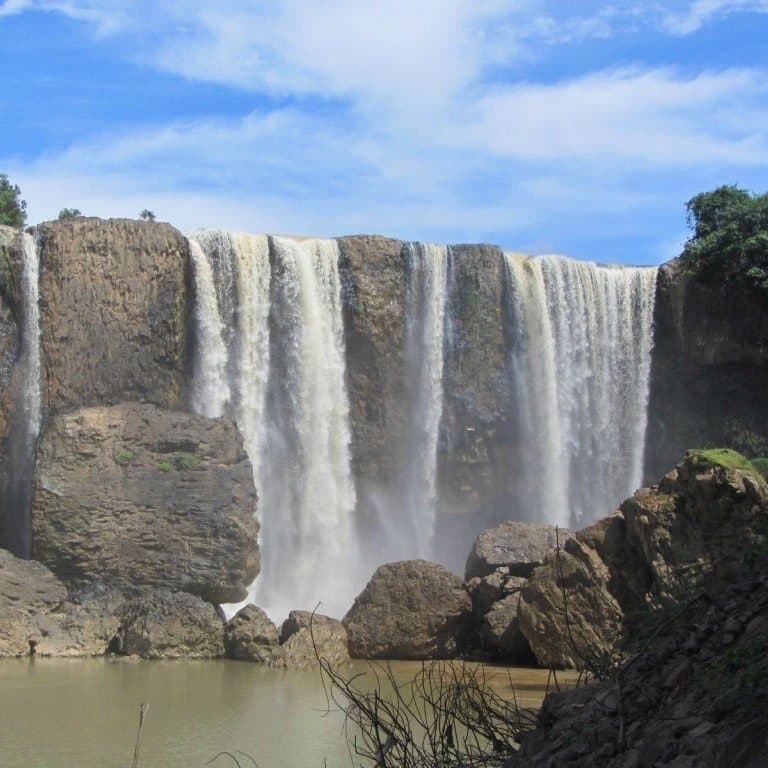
[0,174,27,229]
[681,185,768,291]
[57,208,82,220]
[139,209,156,221]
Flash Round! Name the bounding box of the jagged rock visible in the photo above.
[467,567,515,619]
[113,590,225,659]
[518,452,768,669]
[224,605,280,662]
[518,534,623,668]
[480,590,534,662]
[465,521,572,580]
[31,403,259,603]
[343,560,471,659]
[279,611,350,670]
[36,217,188,412]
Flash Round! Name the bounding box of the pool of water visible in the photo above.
[0,659,569,767]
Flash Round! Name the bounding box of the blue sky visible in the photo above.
[1,1,767,264]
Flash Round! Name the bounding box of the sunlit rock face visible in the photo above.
[31,402,259,604]
[36,217,189,412]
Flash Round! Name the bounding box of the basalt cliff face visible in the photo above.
[645,258,768,477]
[0,216,764,643]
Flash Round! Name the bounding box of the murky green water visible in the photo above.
[0,659,566,767]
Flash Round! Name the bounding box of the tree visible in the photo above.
[57,208,82,220]
[0,174,27,229]
[681,185,768,291]
[139,209,156,222]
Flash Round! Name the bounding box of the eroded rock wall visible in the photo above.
[36,217,189,412]
[31,403,259,603]
[646,259,768,477]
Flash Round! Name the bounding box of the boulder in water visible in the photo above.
[31,403,259,604]
[224,605,281,664]
[112,590,225,659]
[278,611,350,670]
[343,560,472,660]
[465,521,572,580]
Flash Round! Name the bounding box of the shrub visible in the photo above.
[139,209,156,222]
[57,208,82,220]
[156,461,172,472]
[0,174,27,229]
[174,452,200,471]
[681,185,768,293]
[115,449,135,465]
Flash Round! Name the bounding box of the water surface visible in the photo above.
[0,659,571,767]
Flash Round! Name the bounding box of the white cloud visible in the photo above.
[663,0,768,34]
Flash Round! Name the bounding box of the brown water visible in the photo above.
[0,659,572,767]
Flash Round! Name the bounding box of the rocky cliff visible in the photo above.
[36,217,189,412]
[31,402,259,603]
[645,259,768,477]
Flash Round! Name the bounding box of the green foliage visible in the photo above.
[681,185,768,292]
[173,452,200,471]
[115,449,135,465]
[156,461,172,472]
[0,174,27,229]
[689,447,758,474]
[139,209,156,222]
[57,208,82,220]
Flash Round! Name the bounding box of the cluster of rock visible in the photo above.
[506,572,768,768]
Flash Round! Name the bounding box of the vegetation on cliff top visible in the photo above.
[0,174,27,229]
[682,185,768,292]
[689,447,761,474]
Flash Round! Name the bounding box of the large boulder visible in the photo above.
[224,605,281,664]
[465,521,571,580]
[31,403,259,603]
[518,534,623,669]
[36,217,189,412]
[279,611,350,670]
[112,590,225,659]
[343,560,471,660]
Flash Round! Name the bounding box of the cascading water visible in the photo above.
[4,232,42,557]
[262,236,357,619]
[188,237,230,419]
[504,253,658,527]
[20,233,41,443]
[190,232,357,619]
[402,243,448,558]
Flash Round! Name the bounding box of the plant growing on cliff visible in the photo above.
[139,209,156,222]
[0,174,27,229]
[57,208,82,220]
[681,185,768,292]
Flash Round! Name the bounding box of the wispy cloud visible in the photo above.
[663,0,768,34]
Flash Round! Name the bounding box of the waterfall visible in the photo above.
[261,236,357,618]
[189,237,231,418]
[403,243,448,558]
[4,232,42,557]
[504,254,658,527]
[20,233,41,442]
[190,232,357,619]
